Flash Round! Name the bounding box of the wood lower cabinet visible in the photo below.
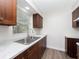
[65,37,79,58]
[14,52,25,59]
[27,46,39,59]
[14,36,47,59]
[77,45,79,59]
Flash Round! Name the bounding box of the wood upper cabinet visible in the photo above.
[72,7,79,28]
[0,0,16,25]
[33,13,43,28]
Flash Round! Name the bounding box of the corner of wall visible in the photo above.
[47,45,65,52]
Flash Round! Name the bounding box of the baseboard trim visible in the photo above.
[47,46,65,52]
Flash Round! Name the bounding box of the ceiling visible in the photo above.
[28,0,78,15]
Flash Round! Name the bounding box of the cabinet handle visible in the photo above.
[22,57,24,59]
[0,17,4,21]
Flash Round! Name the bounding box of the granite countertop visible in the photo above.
[0,34,46,59]
[65,34,79,39]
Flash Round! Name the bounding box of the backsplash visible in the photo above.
[0,26,28,44]
[0,26,12,43]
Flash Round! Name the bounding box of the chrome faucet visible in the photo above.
[24,38,27,44]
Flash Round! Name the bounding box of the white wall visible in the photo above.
[41,12,67,51]
[41,8,79,51]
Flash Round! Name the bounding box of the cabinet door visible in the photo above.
[37,15,43,28]
[14,53,24,59]
[28,52,38,59]
[77,46,79,59]
[65,37,79,58]
[27,42,42,59]
[33,14,38,28]
[72,7,79,27]
[0,0,5,24]
[39,36,46,58]
[27,47,39,59]
[33,13,43,28]
[0,0,16,25]
[67,38,77,58]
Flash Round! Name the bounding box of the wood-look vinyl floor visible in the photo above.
[41,48,75,59]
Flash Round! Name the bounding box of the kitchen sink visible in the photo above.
[15,36,40,45]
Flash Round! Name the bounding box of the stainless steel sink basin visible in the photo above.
[15,36,40,45]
